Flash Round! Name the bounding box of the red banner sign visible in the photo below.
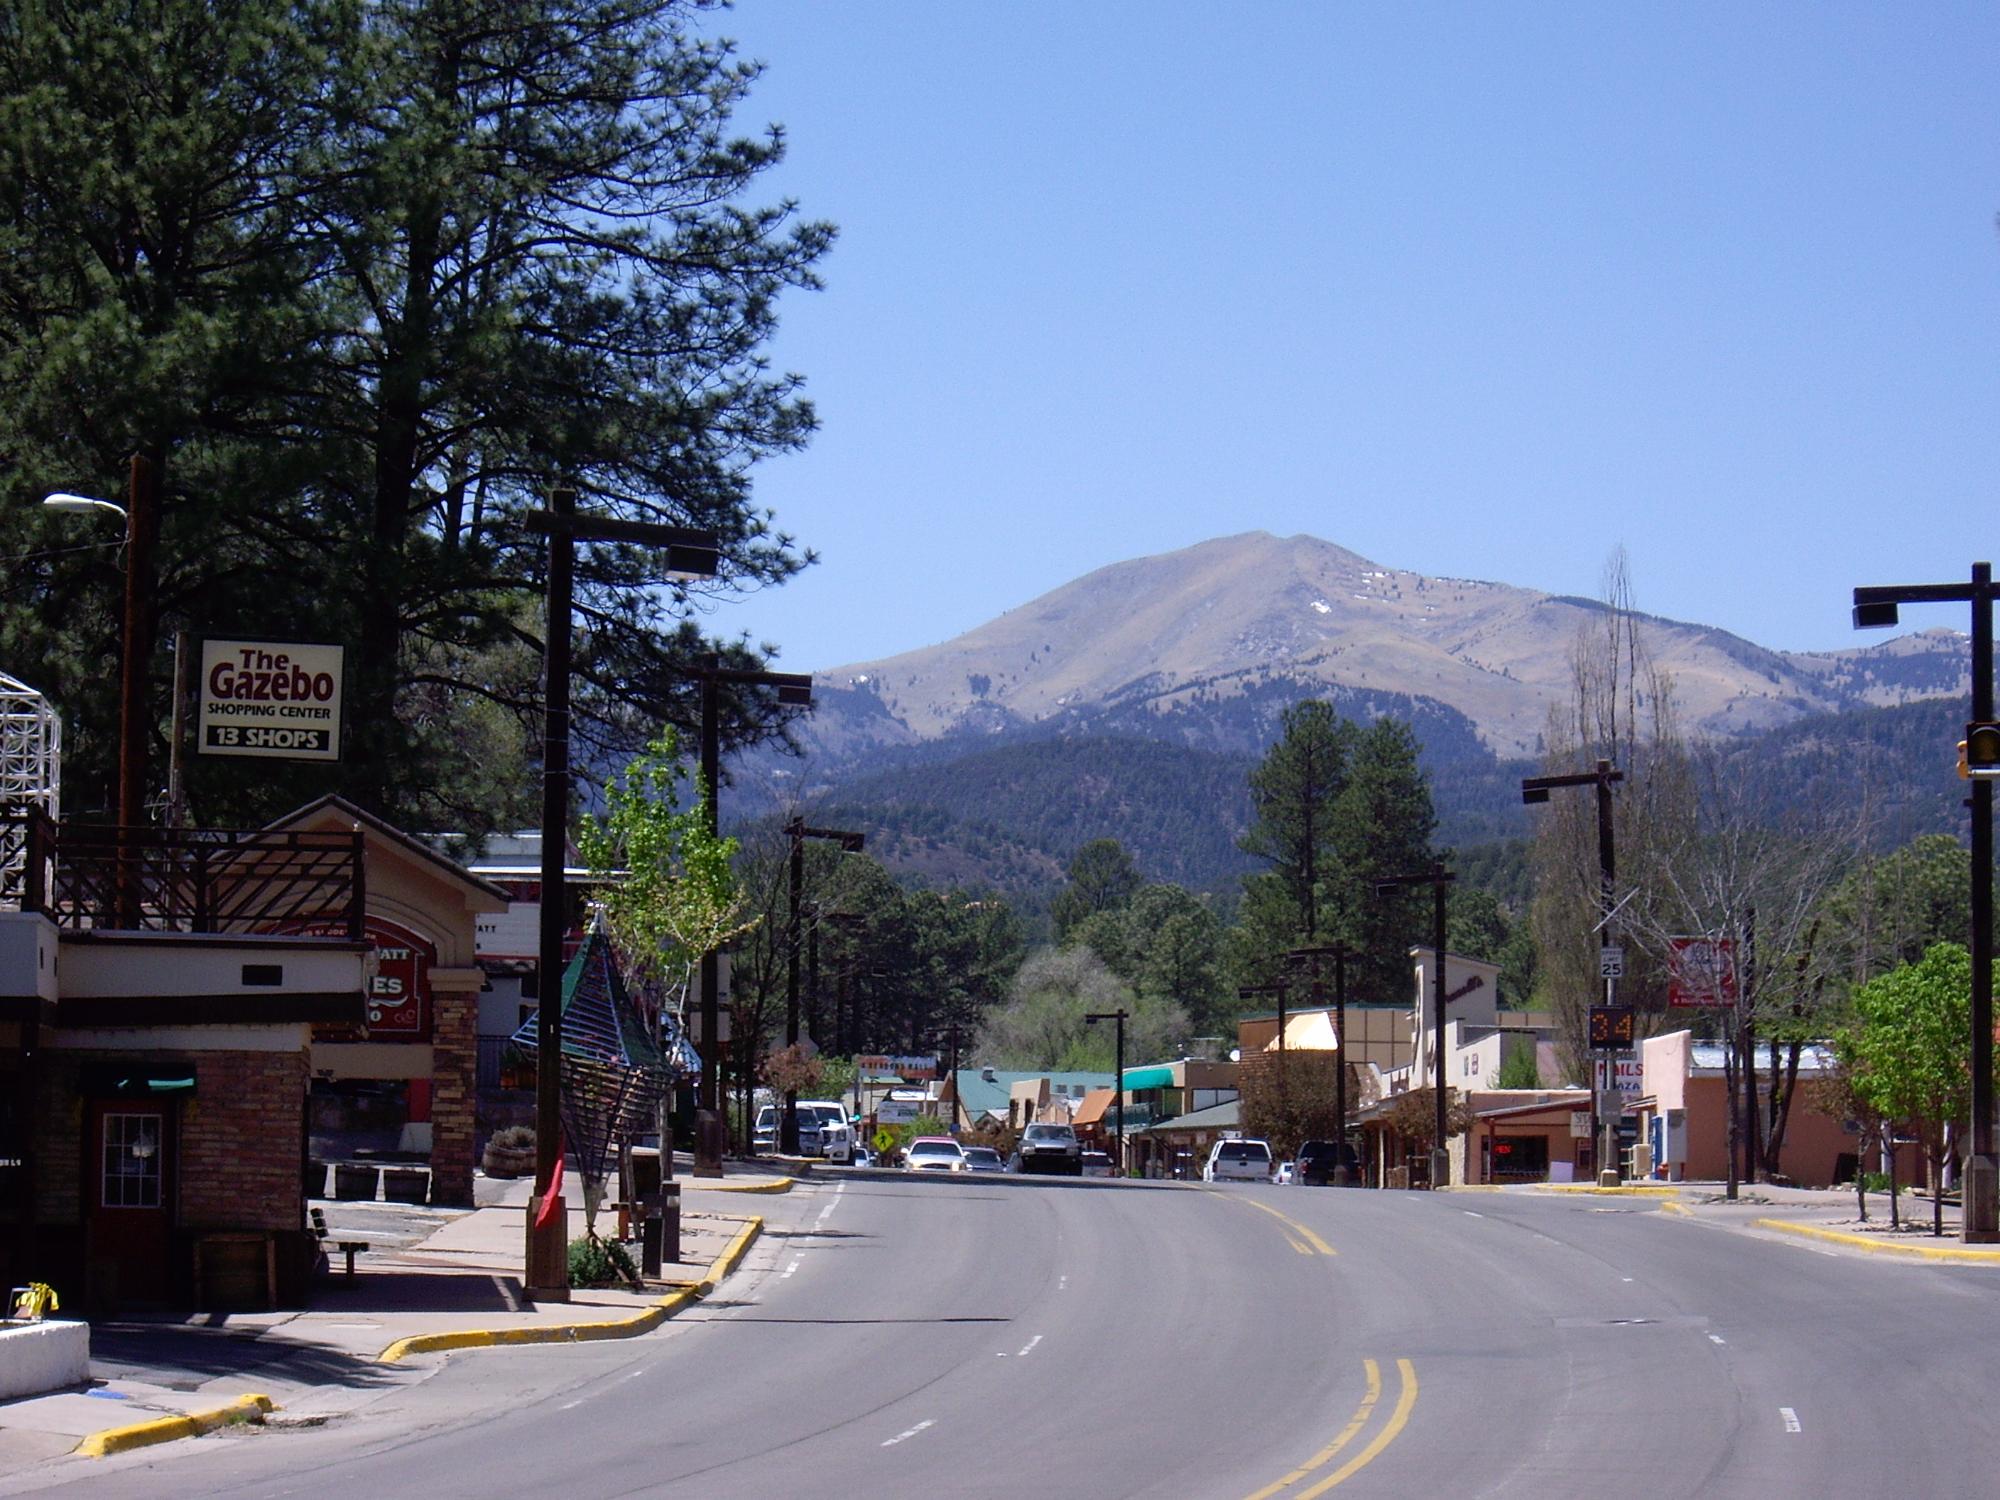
[1668,937,1738,1008]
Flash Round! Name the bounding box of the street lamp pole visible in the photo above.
[783,819,863,1154]
[1376,863,1456,1187]
[1854,565,2000,1244]
[525,489,719,1294]
[1523,759,1625,1185]
[1085,1010,1127,1173]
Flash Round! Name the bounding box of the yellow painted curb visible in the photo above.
[703,1177,794,1195]
[77,1393,274,1459]
[1659,1201,1693,1217]
[1752,1217,2000,1264]
[1534,1184,1681,1197]
[377,1215,763,1363]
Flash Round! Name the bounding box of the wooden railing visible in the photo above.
[0,807,363,938]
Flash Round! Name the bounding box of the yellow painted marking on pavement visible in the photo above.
[1235,1195,1337,1256]
[1288,1236,1312,1255]
[1295,1358,1419,1497]
[1243,1360,1381,1499]
[1659,1201,1693,1218]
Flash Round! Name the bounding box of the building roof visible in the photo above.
[1071,1087,1115,1127]
[1144,1098,1241,1134]
[1268,1011,1341,1052]
[1688,1042,1838,1075]
[268,795,510,909]
[950,1069,1114,1121]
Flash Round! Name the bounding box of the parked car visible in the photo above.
[1203,1138,1273,1182]
[1017,1122,1083,1175]
[1294,1139,1360,1185]
[1081,1150,1114,1178]
[962,1145,1006,1173]
[1273,1160,1295,1185]
[904,1136,969,1172]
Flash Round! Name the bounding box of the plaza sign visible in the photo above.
[197,638,344,761]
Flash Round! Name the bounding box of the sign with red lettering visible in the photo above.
[197,638,344,761]
[294,917,435,1042]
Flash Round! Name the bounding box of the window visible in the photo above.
[102,1113,163,1208]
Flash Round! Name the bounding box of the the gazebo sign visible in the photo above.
[197,638,344,761]
[1667,936,1738,1008]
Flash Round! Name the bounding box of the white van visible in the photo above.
[753,1100,850,1158]
[1203,1138,1273,1182]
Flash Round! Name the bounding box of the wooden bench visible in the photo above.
[310,1207,371,1278]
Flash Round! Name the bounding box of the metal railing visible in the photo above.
[0,806,364,938]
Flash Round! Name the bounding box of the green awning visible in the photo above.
[1121,1065,1175,1091]
[80,1066,196,1097]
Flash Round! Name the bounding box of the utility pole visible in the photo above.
[526,489,717,1294]
[688,657,813,1175]
[1854,566,2000,1244]
[783,819,864,1154]
[1523,759,1625,1186]
[1288,943,1360,1184]
[1085,1010,1127,1172]
[1376,863,1456,1188]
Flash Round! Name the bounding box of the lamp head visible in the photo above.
[42,492,127,519]
[1851,599,1899,630]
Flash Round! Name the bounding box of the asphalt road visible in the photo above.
[18,1174,2000,1499]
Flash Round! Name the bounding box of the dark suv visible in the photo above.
[1295,1139,1360,1185]
[1016,1122,1083,1175]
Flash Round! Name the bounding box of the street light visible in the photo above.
[1084,1010,1127,1174]
[43,456,156,835]
[1376,863,1455,1188]
[1853,564,1999,1244]
[1522,758,1624,1187]
[524,487,719,1298]
[784,819,863,1155]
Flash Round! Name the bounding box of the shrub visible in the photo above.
[488,1125,535,1152]
[568,1234,638,1288]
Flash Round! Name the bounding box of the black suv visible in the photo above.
[1295,1139,1360,1185]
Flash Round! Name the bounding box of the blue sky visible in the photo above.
[699,2,2000,672]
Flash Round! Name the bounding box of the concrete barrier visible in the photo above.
[0,1318,90,1401]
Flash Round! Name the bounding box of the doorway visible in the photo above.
[85,1101,175,1306]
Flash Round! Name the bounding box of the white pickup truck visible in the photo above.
[1203,1138,1273,1182]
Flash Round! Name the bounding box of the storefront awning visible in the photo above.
[1121,1065,1176,1091]
[79,1066,196,1097]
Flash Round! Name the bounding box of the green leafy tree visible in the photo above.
[1841,942,1972,1237]
[576,732,750,1011]
[1328,718,1440,1002]
[976,946,1186,1072]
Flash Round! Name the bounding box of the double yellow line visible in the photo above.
[1234,1195,1337,1256]
[1244,1359,1419,1498]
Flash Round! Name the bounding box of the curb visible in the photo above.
[703,1177,794,1196]
[1532,1184,1681,1197]
[376,1214,763,1363]
[77,1393,275,1459]
[1751,1217,2000,1264]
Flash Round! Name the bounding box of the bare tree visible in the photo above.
[1626,744,1857,1196]
[1528,551,1691,1086]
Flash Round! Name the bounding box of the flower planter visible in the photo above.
[481,1145,535,1179]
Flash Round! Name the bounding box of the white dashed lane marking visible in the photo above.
[1781,1408,1801,1433]
[882,1419,934,1447]
[1017,1334,1042,1357]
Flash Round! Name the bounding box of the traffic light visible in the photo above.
[1967,722,2000,779]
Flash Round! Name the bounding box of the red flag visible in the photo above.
[534,1142,565,1229]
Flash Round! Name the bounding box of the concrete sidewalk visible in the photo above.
[0,1160,803,1472]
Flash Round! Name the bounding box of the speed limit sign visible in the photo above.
[1600,945,1625,979]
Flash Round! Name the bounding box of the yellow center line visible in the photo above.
[1242,1360,1382,1500]
[1236,1195,1338,1256]
[1296,1358,1419,1497]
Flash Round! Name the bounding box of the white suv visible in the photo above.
[1203,1138,1273,1182]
